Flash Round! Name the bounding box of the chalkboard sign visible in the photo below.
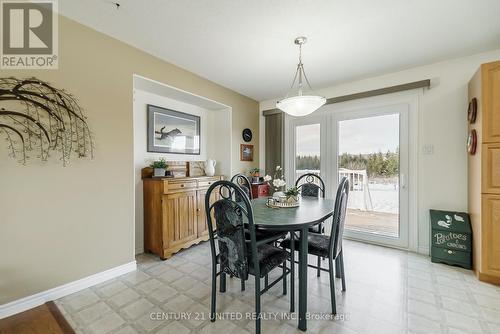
[430,209,472,269]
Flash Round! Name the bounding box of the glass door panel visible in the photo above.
[295,123,321,181]
[338,113,403,242]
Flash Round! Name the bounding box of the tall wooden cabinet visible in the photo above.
[143,176,222,260]
[468,60,500,284]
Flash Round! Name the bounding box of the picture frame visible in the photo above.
[187,161,206,177]
[240,144,254,161]
[147,104,201,155]
[167,161,188,178]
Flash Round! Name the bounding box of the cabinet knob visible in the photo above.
[181,184,184,187]
[447,250,453,254]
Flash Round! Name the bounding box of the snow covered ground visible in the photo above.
[366,181,399,214]
[295,170,399,214]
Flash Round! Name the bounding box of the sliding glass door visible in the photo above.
[286,96,412,250]
[336,106,409,248]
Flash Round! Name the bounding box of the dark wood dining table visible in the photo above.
[251,197,335,331]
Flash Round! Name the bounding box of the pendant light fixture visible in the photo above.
[276,36,326,117]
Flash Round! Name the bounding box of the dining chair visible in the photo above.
[295,173,327,276]
[230,174,287,291]
[281,177,350,315]
[295,173,326,234]
[205,180,290,334]
[231,173,253,200]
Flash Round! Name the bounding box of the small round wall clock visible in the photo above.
[468,98,477,124]
[242,128,252,142]
[468,129,477,155]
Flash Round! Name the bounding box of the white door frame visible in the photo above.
[284,113,327,189]
[285,90,419,252]
[333,103,409,249]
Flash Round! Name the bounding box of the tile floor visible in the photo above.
[56,240,500,334]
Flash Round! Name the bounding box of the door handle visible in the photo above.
[401,174,406,189]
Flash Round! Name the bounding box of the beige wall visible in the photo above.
[0,16,259,304]
[260,49,500,254]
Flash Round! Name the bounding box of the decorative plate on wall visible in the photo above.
[242,128,252,142]
[468,98,477,124]
[467,129,477,155]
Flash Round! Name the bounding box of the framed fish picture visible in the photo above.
[147,105,201,155]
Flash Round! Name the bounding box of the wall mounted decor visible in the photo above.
[147,104,200,155]
[240,144,254,161]
[242,128,252,142]
[468,129,477,155]
[0,77,93,165]
[468,97,477,124]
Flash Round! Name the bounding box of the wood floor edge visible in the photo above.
[0,302,75,334]
[46,302,75,334]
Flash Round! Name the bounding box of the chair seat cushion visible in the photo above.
[247,243,289,278]
[280,233,330,258]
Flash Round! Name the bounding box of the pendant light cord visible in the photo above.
[284,40,317,98]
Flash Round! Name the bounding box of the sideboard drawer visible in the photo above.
[198,178,220,188]
[164,180,197,193]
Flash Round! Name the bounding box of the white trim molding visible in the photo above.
[0,261,136,319]
[418,245,430,255]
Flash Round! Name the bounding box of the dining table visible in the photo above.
[250,196,336,331]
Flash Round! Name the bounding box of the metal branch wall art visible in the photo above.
[0,77,94,165]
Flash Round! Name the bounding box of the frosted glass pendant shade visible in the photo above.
[276,95,326,117]
[276,36,326,117]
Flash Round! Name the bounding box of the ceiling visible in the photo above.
[60,0,500,101]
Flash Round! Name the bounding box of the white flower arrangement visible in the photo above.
[264,166,286,193]
[272,178,286,188]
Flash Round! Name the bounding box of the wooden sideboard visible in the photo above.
[143,176,223,260]
[468,60,500,284]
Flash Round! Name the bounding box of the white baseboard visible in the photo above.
[418,245,430,255]
[0,261,136,319]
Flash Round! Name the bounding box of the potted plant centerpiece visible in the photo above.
[150,158,168,177]
[249,167,261,183]
[284,186,300,204]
